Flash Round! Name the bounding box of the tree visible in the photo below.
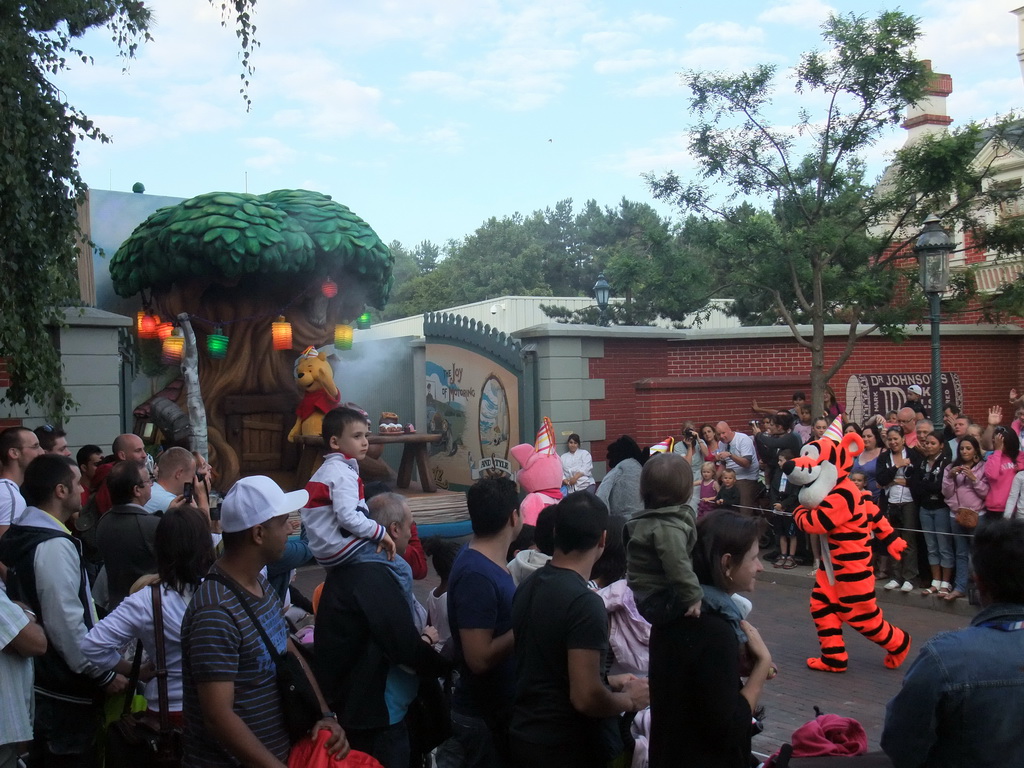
[542,198,710,326]
[647,11,1024,416]
[109,189,393,487]
[0,1,257,417]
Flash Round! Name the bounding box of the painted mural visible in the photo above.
[425,345,519,491]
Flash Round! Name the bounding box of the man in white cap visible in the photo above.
[181,476,348,768]
[906,385,927,416]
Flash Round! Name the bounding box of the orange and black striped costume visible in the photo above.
[785,430,912,673]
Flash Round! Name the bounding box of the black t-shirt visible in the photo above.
[509,562,609,747]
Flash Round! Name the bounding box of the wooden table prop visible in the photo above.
[295,433,442,492]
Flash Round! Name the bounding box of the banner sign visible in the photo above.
[845,372,962,424]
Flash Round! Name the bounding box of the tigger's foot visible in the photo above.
[806,657,847,673]
[884,637,911,669]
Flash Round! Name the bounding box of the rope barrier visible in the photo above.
[722,502,991,538]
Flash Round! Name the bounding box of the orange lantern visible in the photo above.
[161,329,184,365]
[272,315,292,351]
[136,310,145,335]
[321,278,338,298]
[139,313,159,339]
[156,321,173,340]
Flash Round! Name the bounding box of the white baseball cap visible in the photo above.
[908,385,923,395]
[220,475,309,533]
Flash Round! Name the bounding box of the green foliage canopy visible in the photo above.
[110,189,394,308]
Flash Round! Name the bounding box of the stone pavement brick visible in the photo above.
[748,579,969,759]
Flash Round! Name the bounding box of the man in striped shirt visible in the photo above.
[181,476,347,768]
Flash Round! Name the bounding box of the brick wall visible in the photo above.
[589,332,1024,461]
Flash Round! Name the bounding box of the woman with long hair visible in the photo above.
[908,432,953,596]
[983,424,1024,521]
[823,386,845,421]
[854,423,884,504]
[942,436,988,601]
[82,505,215,722]
[648,509,773,768]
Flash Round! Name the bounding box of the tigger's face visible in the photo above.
[783,433,864,509]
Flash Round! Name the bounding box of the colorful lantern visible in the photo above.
[356,312,372,330]
[321,278,338,298]
[136,310,145,335]
[272,316,292,351]
[334,324,353,350]
[161,329,184,365]
[156,321,174,340]
[139,313,159,339]
[207,327,229,359]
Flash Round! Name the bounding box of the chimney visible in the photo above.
[901,60,953,145]
[1014,6,1024,87]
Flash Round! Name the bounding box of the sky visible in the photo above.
[59,0,1021,252]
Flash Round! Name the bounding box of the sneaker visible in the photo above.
[900,581,915,592]
[884,579,901,590]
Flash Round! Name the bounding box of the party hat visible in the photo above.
[822,415,844,443]
[534,417,556,455]
[649,437,676,454]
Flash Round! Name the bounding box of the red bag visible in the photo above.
[288,728,384,768]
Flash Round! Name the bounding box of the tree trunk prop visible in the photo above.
[153,277,359,490]
[177,313,209,460]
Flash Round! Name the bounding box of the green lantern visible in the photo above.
[356,312,372,330]
[207,327,229,359]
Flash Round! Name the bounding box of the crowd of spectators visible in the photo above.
[1,383,1024,767]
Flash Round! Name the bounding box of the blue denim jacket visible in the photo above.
[881,603,1024,768]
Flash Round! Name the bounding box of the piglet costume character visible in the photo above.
[511,417,564,526]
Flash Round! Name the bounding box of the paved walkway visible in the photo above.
[748,574,970,758]
[295,560,971,761]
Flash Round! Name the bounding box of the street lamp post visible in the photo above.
[593,273,611,327]
[914,214,953,434]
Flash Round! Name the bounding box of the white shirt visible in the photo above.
[717,432,759,481]
[561,449,594,491]
[0,478,25,526]
[81,583,191,712]
[0,589,33,744]
[887,449,914,504]
[144,483,176,514]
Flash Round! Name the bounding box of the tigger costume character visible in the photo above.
[782,416,912,673]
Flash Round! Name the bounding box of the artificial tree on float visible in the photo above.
[110,189,393,488]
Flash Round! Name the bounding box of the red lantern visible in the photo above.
[272,316,292,351]
[156,321,173,340]
[139,313,159,339]
[321,278,338,298]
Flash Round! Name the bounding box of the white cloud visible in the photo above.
[242,137,299,170]
[758,0,836,28]
[602,133,698,178]
[593,49,668,75]
[686,21,764,45]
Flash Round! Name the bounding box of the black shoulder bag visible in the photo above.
[205,572,322,743]
[104,585,184,768]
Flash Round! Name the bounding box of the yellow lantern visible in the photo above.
[334,324,353,350]
[161,329,184,365]
[272,316,292,351]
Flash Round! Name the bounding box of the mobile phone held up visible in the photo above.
[183,482,194,504]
